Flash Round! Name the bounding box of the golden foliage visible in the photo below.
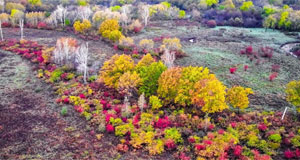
[226,86,253,110]
[73,19,92,34]
[191,79,228,113]
[286,80,300,112]
[6,3,25,13]
[99,19,120,35]
[139,39,154,51]
[160,37,182,51]
[118,71,141,94]
[136,53,155,70]
[99,54,135,89]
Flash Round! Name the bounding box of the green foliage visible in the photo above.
[291,135,300,147]
[240,1,253,11]
[268,134,282,143]
[111,5,121,12]
[137,61,167,97]
[161,2,171,9]
[164,128,183,144]
[77,0,88,6]
[61,106,68,116]
[206,0,219,7]
[278,11,291,29]
[149,96,163,110]
[263,6,277,16]
[178,10,186,18]
[28,0,42,6]
[65,19,71,26]
[115,122,134,136]
[50,68,63,83]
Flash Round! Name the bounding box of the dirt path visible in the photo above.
[0,51,167,160]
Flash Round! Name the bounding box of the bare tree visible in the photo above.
[161,49,175,68]
[75,43,89,84]
[19,19,24,40]
[78,6,92,20]
[0,20,3,41]
[53,38,77,66]
[0,0,4,13]
[139,4,150,27]
[138,93,146,112]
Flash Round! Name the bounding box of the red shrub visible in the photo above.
[244,65,249,71]
[79,93,86,99]
[37,22,47,29]
[206,20,217,28]
[269,72,278,81]
[195,144,206,150]
[188,137,196,143]
[258,123,267,131]
[230,67,237,74]
[155,116,171,129]
[63,97,69,104]
[246,46,253,54]
[106,124,114,133]
[271,64,280,72]
[2,22,11,28]
[231,122,237,128]
[134,26,143,33]
[165,139,176,150]
[218,129,225,135]
[284,150,294,159]
[261,47,273,59]
[233,145,243,157]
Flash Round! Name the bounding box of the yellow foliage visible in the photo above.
[42,47,55,64]
[147,139,164,155]
[191,79,228,113]
[25,12,45,26]
[99,19,120,35]
[139,39,154,51]
[119,36,134,47]
[130,130,155,149]
[157,67,183,104]
[160,37,182,51]
[136,53,155,70]
[73,19,92,34]
[118,71,141,94]
[286,80,300,112]
[5,2,25,13]
[226,86,253,110]
[0,13,10,22]
[99,54,135,89]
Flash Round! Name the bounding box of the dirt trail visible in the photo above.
[0,51,164,160]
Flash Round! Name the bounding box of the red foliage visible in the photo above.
[37,22,47,29]
[113,44,118,50]
[252,149,271,160]
[284,150,294,159]
[230,67,237,74]
[106,124,114,133]
[208,124,215,130]
[244,65,249,71]
[63,97,69,104]
[271,64,280,72]
[233,145,243,157]
[134,26,143,33]
[178,152,191,160]
[117,144,129,153]
[246,46,253,54]
[295,148,300,158]
[231,122,237,128]
[203,140,213,145]
[269,72,278,81]
[188,137,196,143]
[195,144,206,150]
[74,106,84,113]
[258,123,267,131]
[155,116,171,129]
[218,129,225,135]
[2,22,11,28]
[260,47,273,59]
[165,139,176,150]
[79,93,86,99]
[206,20,217,28]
